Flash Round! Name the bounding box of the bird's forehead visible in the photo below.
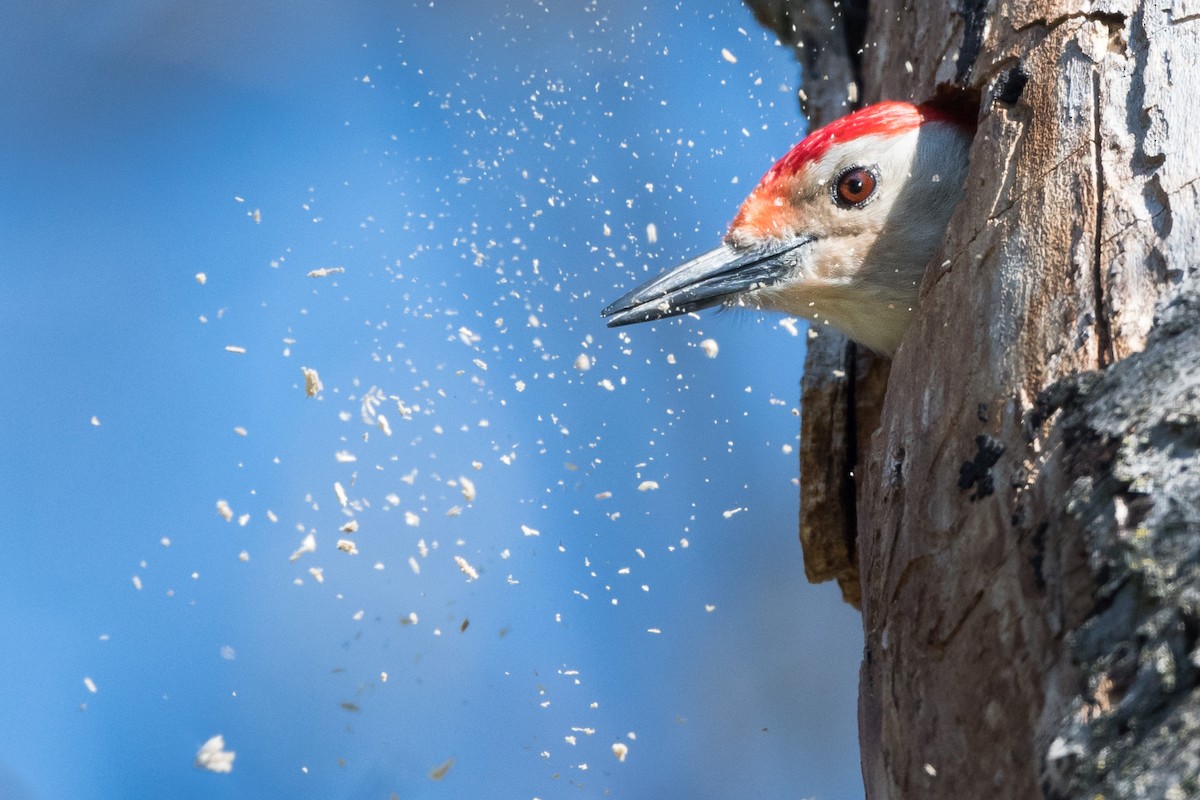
[724,101,964,241]
[769,101,927,180]
[728,131,918,239]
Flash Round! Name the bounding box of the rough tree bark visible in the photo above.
[746,0,1200,797]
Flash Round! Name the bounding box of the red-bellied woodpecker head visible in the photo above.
[601,101,974,355]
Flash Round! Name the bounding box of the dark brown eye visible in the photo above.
[835,167,877,206]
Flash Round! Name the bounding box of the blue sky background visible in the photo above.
[0,2,864,797]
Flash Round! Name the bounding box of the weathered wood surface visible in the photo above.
[748,0,1200,796]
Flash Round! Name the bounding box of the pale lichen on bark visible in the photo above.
[1030,280,1200,798]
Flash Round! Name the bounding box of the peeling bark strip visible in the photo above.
[797,332,861,605]
[746,0,1200,797]
[797,332,890,607]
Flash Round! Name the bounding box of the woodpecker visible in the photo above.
[601,101,974,355]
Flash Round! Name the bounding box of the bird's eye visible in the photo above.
[835,167,877,207]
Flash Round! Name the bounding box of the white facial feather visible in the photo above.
[738,122,971,354]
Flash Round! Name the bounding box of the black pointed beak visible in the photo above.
[600,238,810,327]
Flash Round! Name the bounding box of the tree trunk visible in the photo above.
[746,0,1200,797]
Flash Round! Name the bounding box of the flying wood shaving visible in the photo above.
[194,735,236,773]
[454,555,479,581]
[307,267,345,278]
[429,757,455,781]
[360,386,385,423]
[336,539,358,555]
[334,482,348,508]
[289,532,316,562]
[216,500,234,522]
[459,476,476,503]
[302,367,322,397]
